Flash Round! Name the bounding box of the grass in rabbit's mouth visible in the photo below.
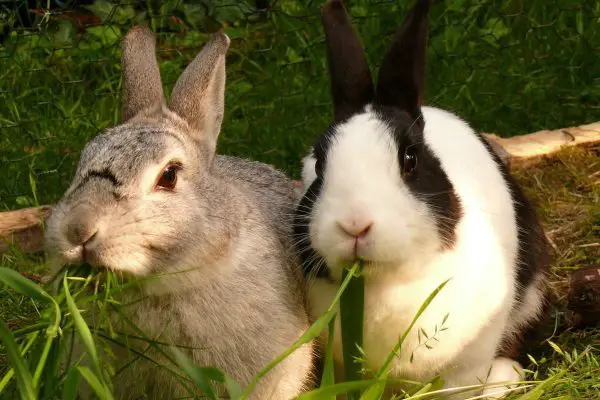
[1,145,598,398]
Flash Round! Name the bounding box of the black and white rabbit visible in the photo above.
[294,0,550,398]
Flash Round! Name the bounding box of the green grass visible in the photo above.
[1,0,600,398]
[1,0,599,210]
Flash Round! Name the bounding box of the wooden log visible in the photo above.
[0,205,53,255]
[0,120,599,255]
[483,120,600,168]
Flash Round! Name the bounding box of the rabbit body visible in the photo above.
[301,107,547,398]
[92,156,312,400]
[294,1,550,398]
[45,27,313,400]
[103,155,312,400]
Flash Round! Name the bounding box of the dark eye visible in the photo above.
[403,146,418,176]
[156,163,182,190]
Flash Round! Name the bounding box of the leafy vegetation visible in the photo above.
[1,0,599,210]
[0,0,599,398]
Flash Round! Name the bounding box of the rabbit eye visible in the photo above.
[403,146,418,176]
[156,163,182,190]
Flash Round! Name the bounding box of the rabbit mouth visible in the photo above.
[327,235,376,266]
[56,243,103,270]
[55,239,153,277]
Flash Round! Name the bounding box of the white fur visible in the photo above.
[304,106,537,397]
[506,275,546,335]
[482,357,525,398]
[301,152,317,194]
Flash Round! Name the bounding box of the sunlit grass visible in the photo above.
[1,0,599,398]
[3,254,596,399]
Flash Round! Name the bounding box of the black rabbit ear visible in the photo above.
[322,0,374,122]
[375,0,431,119]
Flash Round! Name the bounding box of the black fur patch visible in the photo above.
[477,134,551,300]
[294,159,330,280]
[476,132,551,360]
[374,104,462,249]
[294,121,347,280]
[496,292,551,365]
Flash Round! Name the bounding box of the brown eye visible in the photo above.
[156,163,181,190]
[403,146,418,176]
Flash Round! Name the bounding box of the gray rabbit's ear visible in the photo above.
[121,26,165,122]
[168,32,230,149]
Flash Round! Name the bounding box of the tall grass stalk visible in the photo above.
[240,261,363,399]
[339,261,365,399]
[360,279,451,400]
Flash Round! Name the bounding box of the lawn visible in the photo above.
[1,0,599,398]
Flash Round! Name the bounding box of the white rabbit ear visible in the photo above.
[168,32,230,150]
[121,26,165,122]
[375,0,430,119]
[322,0,374,122]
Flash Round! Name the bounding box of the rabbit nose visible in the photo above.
[66,219,98,247]
[338,219,373,238]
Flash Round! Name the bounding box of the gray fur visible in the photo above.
[45,27,314,399]
[121,26,165,122]
[169,32,229,153]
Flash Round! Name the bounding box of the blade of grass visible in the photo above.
[41,335,62,399]
[0,267,54,304]
[320,318,336,391]
[404,374,444,398]
[224,374,243,399]
[171,347,218,400]
[108,303,198,371]
[361,279,450,400]
[0,267,62,387]
[63,273,100,371]
[376,279,450,376]
[339,262,364,400]
[241,309,337,399]
[32,335,55,390]
[296,379,387,399]
[12,322,51,337]
[99,303,199,397]
[63,368,81,400]
[0,369,15,395]
[240,262,363,399]
[0,319,36,400]
[77,366,114,400]
[0,329,41,394]
[513,366,568,400]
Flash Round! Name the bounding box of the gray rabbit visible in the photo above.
[44,26,314,399]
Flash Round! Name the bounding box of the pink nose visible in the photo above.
[338,219,373,238]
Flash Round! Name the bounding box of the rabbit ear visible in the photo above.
[322,0,374,122]
[121,26,165,122]
[375,0,431,118]
[168,32,229,148]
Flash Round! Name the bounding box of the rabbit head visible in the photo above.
[294,0,457,280]
[45,27,235,279]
